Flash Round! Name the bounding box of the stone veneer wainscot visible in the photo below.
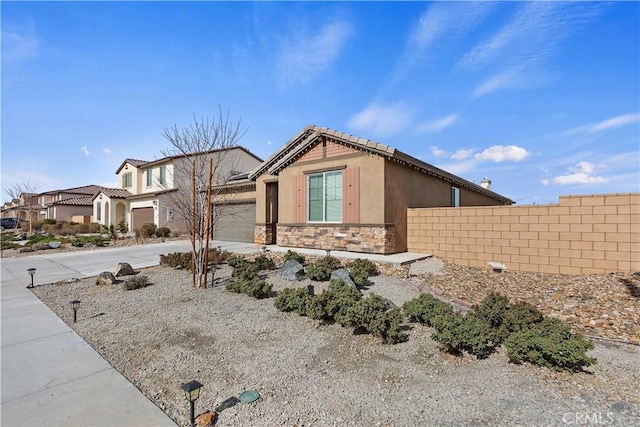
[276,224,396,254]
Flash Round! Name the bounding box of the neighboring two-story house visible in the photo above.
[37,185,101,223]
[93,147,263,236]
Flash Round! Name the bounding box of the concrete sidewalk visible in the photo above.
[1,239,429,426]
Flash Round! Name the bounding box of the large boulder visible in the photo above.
[114,262,135,277]
[48,241,62,249]
[330,268,357,289]
[281,259,305,281]
[95,271,116,286]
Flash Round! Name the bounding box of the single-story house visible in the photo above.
[249,125,513,254]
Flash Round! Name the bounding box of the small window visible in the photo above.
[146,170,153,187]
[96,202,102,221]
[451,186,460,207]
[308,171,342,223]
[159,165,167,185]
[122,172,132,188]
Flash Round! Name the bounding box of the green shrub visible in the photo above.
[160,252,193,269]
[346,293,407,344]
[274,287,311,315]
[346,258,378,289]
[207,247,231,265]
[71,239,84,247]
[227,255,248,269]
[431,311,494,358]
[470,293,545,346]
[306,256,342,281]
[116,220,128,234]
[88,223,101,233]
[226,262,272,299]
[311,279,362,325]
[27,234,54,245]
[253,254,276,270]
[123,275,151,290]
[403,293,455,326]
[140,223,157,238]
[283,249,306,265]
[156,226,171,238]
[504,317,596,372]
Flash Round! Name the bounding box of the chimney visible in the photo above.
[480,177,491,190]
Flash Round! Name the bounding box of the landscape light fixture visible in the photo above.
[69,300,81,323]
[180,380,204,427]
[27,268,36,288]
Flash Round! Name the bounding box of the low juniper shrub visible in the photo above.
[504,317,596,372]
[346,293,407,344]
[226,261,272,299]
[141,223,157,238]
[283,249,306,266]
[306,256,342,281]
[430,311,494,358]
[274,287,311,315]
[226,255,248,269]
[160,252,193,270]
[403,293,455,326]
[253,254,276,271]
[123,275,151,290]
[347,258,379,288]
[155,226,171,238]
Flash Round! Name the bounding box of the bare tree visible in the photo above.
[161,109,247,288]
[4,179,40,234]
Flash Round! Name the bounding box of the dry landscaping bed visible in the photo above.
[32,258,640,427]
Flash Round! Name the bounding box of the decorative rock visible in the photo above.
[281,259,305,281]
[48,241,62,249]
[330,268,357,289]
[196,410,217,427]
[18,247,34,253]
[114,262,135,277]
[488,262,507,272]
[95,271,116,286]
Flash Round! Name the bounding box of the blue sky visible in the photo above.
[2,1,639,204]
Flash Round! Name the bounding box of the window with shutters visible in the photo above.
[308,171,342,223]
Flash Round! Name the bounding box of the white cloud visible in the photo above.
[267,140,272,145]
[81,146,90,157]
[552,161,606,185]
[1,24,39,63]
[417,114,458,133]
[452,149,475,160]
[430,146,447,157]
[348,102,414,137]
[102,147,112,154]
[472,67,523,98]
[563,112,640,135]
[279,19,354,85]
[474,145,531,162]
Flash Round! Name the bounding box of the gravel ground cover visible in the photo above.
[32,260,639,427]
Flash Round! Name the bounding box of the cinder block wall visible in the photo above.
[407,193,639,275]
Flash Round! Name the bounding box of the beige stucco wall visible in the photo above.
[385,159,508,252]
[407,193,640,275]
[277,153,386,224]
[53,205,93,223]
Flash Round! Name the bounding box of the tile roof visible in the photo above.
[41,184,102,195]
[249,125,513,204]
[92,188,133,200]
[115,158,149,174]
[52,197,93,206]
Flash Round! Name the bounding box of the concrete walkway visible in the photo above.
[1,239,429,426]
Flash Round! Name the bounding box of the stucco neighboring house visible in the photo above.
[0,193,42,222]
[93,147,263,235]
[250,125,514,254]
[37,185,101,222]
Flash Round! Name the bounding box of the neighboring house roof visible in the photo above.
[115,147,263,174]
[92,188,134,201]
[52,197,93,206]
[249,125,513,204]
[115,158,149,174]
[41,184,102,196]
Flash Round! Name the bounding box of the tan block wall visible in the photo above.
[407,193,640,275]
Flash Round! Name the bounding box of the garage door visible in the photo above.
[131,207,154,232]
[213,203,256,243]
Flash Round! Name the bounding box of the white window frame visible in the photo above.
[451,186,460,207]
[96,202,102,221]
[122,172,132,188]
[307,170,342,223]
